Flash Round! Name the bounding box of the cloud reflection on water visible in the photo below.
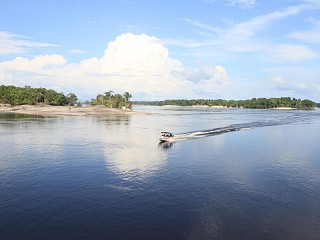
[101,116,168,181]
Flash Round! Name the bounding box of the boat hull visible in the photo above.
[159,136,173,142]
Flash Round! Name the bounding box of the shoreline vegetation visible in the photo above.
[1,85,318,116]
[0,85,133,109]
[134,97,318,110]
[0,85,141,116]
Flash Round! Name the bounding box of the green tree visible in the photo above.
[123,92,132,102]
[92,90,133,109]
[66,93,78,106]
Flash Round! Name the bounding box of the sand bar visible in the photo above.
[0,105,147,116]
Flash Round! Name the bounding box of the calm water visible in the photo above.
[1,106,320,240]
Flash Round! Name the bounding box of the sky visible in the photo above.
[1,0,320,101]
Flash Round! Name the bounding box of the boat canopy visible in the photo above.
[161,131,174,137]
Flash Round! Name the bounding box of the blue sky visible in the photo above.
[1,0,320,101]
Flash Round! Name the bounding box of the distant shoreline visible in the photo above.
[133,97,318,109]
[191,105,302,110]
[148,104,317,110]
[0,105,147,116]
[180,105,316,110]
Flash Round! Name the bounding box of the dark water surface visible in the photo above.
[1,107,320,240]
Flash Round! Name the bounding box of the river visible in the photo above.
[0,106,320,240]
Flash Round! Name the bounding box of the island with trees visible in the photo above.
[134,97,317,110]
[0,85,137,116]
[91,90,132,110]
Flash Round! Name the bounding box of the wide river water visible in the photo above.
[1,106,320,240]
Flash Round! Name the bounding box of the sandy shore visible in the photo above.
[0,105,147,116]
[271,107,297,110]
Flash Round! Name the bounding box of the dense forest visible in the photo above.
[91,91,132,109]
[0,85,78,106]
[134,97,317,109]
[0,85,133,109]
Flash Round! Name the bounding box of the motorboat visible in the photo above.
[159,131,174,142]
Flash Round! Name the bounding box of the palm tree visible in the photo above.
[104,90,114,107]
[123,92,132,102]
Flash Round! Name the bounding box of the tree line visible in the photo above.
[91,91,132,109]
[1,85,316,110]
[0,85,78,106]
[134,97,317,109]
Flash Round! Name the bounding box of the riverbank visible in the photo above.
[0,105,147,116]
[190,105,300,109]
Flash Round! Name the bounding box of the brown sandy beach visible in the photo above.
[0,104,147,116]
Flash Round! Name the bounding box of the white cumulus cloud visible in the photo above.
[0,33,229,100]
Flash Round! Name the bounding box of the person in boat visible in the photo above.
[161,132,173,137]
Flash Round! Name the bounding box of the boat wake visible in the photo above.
[172,126,244,142]
[159,110,320,145]
[171,118,302,142]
